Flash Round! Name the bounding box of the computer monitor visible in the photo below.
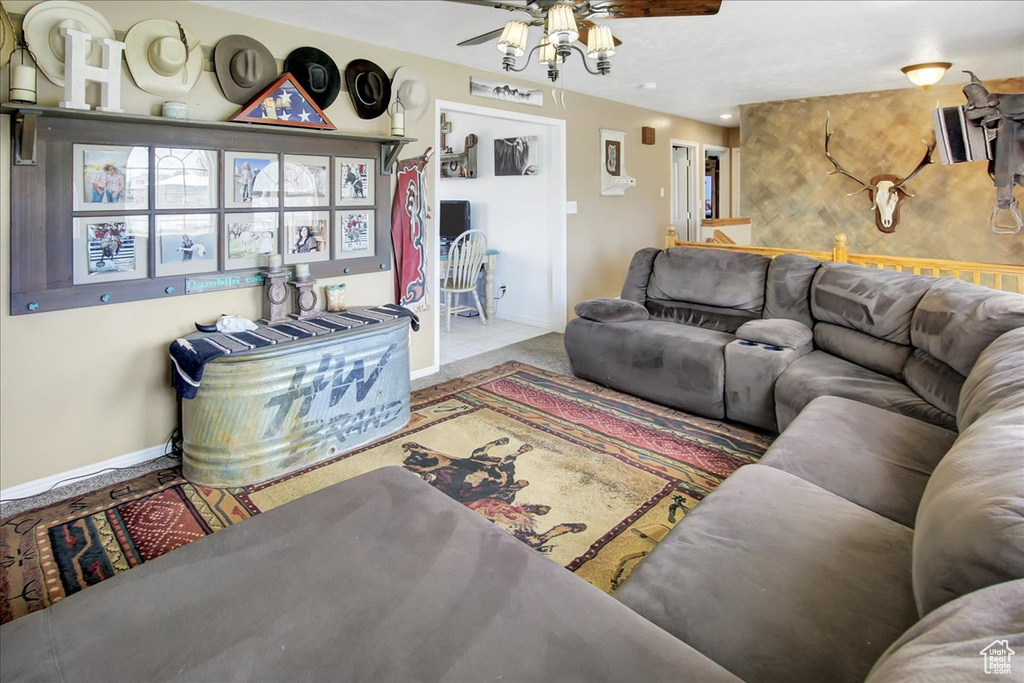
[440,200,471,240]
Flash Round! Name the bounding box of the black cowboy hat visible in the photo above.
[283,47,341,110]
[344,58,392,120]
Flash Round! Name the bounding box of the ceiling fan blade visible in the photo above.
[590,0,722,19]
[457,27,508,46]
[442,0,547,20]
[578,19,623,47]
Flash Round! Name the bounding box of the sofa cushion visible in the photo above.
[902,348,965,418]
[811,263,934,344]
[913,406,1024,616]
[647,299,758,333]
[564,317,733,418]
[813,322,913,379]
[911,277,1024,377]
[619,247,661,303]
[0,467,741,683]
[575,297,649,323]
[761,396,957,527]
[774,350,957,432]
[866,579,1024,683]
[958,327,1024,431]
[616,464,918,683]
[646,247,771,312]
[736,318,813,349]
[763,253,822,328]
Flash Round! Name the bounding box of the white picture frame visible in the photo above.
[599,128,635,196]
[72,216,149,285]
[224,212,280,270]
[283,154,330,207]
[224,151,280,209]
[284,210,331,264]
[335,157,375,206]
[469,76,543,108]
[154,147,219,210]
[155,213,219,276]
[335,210,375,260]
[73,144,149,212]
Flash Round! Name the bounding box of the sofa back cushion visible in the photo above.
[645,300,759,334]
[646,248,771,312]
[762,253,822,328]
[813,323,912,379]
[902,349,965,418]
[912,406,1024,616]
[958,327,1024,431]
[811,263,934,344]
[620,247,662,303]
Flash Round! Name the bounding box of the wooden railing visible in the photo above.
[664,227,1024,294]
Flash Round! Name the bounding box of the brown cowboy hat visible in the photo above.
[214,35,277,104]
[284,47,341,110]
[344,58,391,120]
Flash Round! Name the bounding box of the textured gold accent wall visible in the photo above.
[741,78,1024,263]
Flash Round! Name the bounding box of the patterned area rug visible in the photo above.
[1,362,772,624]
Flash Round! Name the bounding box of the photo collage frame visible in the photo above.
[70,144,379,281]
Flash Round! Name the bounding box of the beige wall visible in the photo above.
[0,0,730,489]
[741,79,1024,262]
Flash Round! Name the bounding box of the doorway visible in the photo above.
[670,139,700,242]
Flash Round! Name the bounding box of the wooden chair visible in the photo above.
[440,230,488,332]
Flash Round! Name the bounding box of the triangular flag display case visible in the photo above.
[232,73,336,130]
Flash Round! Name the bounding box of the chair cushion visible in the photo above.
[866,579,1024,682]
[616,464,918,683]
[646,247,771,312]
[575,297,650,323]
[958,327,1024,431]
[620,247,661,303]
[762,253,822,328]
[761,396,957,527]
[0,467,740,683]
[564,318,733,419]
[736,318,813,349]
[774,350,957,432]
[913,406,1024,616]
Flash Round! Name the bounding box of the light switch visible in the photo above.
[566,201,578,214]
[660,187,665,197]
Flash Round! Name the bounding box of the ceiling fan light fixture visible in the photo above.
[497,20,529,57]
[546,5,578,47]
[586,25,616,60]
[538,37,557,65]
[901,62,952,87]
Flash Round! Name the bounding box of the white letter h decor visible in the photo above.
[59,27,125,113]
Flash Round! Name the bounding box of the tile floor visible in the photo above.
[440,313,549,365]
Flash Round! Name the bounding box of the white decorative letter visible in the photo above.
[59,27,125,113]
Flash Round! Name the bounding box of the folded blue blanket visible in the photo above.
[169,305,419,399]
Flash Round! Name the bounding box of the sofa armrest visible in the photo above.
[575,298,650,323]
[736,319,813,349]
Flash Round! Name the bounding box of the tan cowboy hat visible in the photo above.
[0,2,16,68]
[391,66,431,123]
[214,34,277,104]
[22,0,114,86]
[124,19,203,98]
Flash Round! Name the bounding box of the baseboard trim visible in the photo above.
[0,443,167,502]
[494,313,551,329]
[411,365,438,381]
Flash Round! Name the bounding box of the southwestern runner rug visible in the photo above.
[1,362,773,625]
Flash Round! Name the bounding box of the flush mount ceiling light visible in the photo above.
[451,0,722,83]
[901,62,953,87]
[719,113,733,120]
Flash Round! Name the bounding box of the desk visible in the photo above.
[440,248,499,319]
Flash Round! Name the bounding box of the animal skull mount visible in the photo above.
[824,113,935,233]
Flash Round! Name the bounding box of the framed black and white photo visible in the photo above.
[73,144,149,212]
[155,214,219,276]
[494,136,539,176]
[283,154,330,207]
[224,151,280,209]
[335,157,375,206]
[224,212,280,270]
[154,148,218,210]
[469,76,543,107]
[72,216,149,285]
[335,210,374,260]
[284,211,331,264]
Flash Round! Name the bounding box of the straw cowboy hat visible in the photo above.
[283,46,341,110]
[22,0,114,86]
[214,34,277,104]
[124,19,203,98]
[0,3,16,68]
[344,58,391,120]
[390,66,431,123]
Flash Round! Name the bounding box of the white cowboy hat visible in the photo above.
[124,19,202,97]
[391,66,431,123]
[0,2,16,68]
[22,0,114,86]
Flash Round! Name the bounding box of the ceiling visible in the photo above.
[199,0,1024,126]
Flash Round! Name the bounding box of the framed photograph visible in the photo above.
[154,148,218,210]
[335,210,375,260]
[155,214,219,276]
[224,212,280,270]
[469,76,543,108]
[73,144,149,212]
[335,157,375,206]
[72,216,149,285]
[284,211,331,264]
[284,154,330,207]
[225,151,279,209]
[600,128,633,196]
[494,136,539,176]
[605,140,621,176]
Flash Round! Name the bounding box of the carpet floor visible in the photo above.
[1,359,773,625]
